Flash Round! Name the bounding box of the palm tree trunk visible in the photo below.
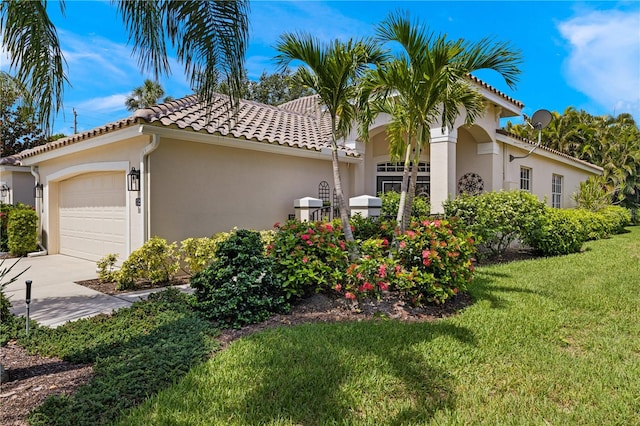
[396,138,413,233]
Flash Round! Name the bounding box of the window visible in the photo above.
[520,167,531,191]
[552,174,563,208]
[376,162,430,197]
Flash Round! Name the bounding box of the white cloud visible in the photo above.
[558,8,640,118]
[76,94,128,114]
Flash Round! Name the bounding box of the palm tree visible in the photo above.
[274,33,386,247]
[125,79,174,112]
[0,0,249,134]
[361,11,522,231]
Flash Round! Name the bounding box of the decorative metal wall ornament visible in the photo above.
[318,181,330,205]
[458,173,484,195]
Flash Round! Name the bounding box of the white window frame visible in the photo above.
[552,174,563,208]
[520,167,531,192]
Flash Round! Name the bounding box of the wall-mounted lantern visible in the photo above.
[127,167,140,192]
[34,183,43,199]
[0,184,9,197]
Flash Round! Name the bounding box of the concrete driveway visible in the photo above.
[2,255,188,328]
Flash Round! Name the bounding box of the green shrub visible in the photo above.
[0,258,31,345]
[572,176,611,211]
[179,235,225,276]
[569,209,609,241]
[350,215,396,242]
[524,207,585,256]
[7,207,38,256]
[379,191,430,220]
[444,190,546,258]
[600,205,631,234]
[116,237,179,290]
[96,253,119,283]
[191,230,289,328]
[269,219,353,299]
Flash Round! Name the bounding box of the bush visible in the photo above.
[524,207,585,256]
[0,258,30,346]
[7,207,38,256]
[96,253,119,283]
[444,190,546,258]
[572,176,611,211]
[350,215,395,242]
[600,205,631,234]
[116,237,179,290]
[269,220,354,299]
[191,230,289,328]
[380,191,430,220]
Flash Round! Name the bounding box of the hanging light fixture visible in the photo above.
[127,167,140,192]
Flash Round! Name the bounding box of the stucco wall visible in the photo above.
[0,167,35,206]
[503,143,596,208]
[148,138,351,242]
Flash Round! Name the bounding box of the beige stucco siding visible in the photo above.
[503,143,596,208]
[148,138,350,242]
[0,167,35,206]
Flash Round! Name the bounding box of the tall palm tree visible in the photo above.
[361,11,522,231]
[274,33,386,247]
[0,0,249,134]
[125,79,174,112]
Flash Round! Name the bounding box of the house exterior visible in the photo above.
[4,77,602,262]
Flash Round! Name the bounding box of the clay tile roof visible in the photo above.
[496,129,603,171]
[0,155,22,166]
[467,74,524,108]
[17,93,359,160]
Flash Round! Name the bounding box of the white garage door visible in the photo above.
[59,172,126,261]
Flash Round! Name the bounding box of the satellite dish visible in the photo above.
[531,109,553,130]
[509,108,553,162]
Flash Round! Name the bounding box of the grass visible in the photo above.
[114,227,640,425]
[19,289,219,426]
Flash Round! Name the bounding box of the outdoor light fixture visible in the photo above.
[0,184,9,197]
[34,183,43,199]
[127,167,140,192]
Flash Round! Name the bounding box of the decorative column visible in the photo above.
[429,127,458,214]
[294,197,322,222]
[349,195,382,218]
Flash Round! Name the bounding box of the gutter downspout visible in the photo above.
[29,166,47,257]
[140,133,160,243]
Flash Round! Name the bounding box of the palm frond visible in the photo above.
[0,0,68,134]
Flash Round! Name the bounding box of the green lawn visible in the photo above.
[115,227,640,425]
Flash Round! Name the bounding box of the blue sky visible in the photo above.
[2,1,639,135]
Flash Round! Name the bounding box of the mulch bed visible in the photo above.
[0,248,539,425]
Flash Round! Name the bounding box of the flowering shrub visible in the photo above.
[391,219,476,305]
[269,220,353,299]
[271,218,477,306]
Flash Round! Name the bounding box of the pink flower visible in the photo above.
[306,240,313,246]
[382,238,389,247]
[273,222,281,228]
[339,240,346,250]
[362,282,374,291]
[301,234,310,241]
[307,228,315,234]
[453,287,459,295]
[406,230,416,239]
[345,292,356,300]
[378,282,389,291]
[422,249,430,259]
[324,223,334,232]
[378,264,387,278]
[433,220,441,227]
[423,258,432,267]
[356,272,364,280]
[399,241,406,249]
[335,284,342,292]
[302,256,309,264]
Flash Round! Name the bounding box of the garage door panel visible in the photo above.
[59,172,126,262]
